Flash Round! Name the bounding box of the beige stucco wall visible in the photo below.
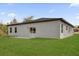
[8,20,74,39]
[28,21,60,39]
[59,21,74,39]
[8,24,30,37]
[8,20,60,39]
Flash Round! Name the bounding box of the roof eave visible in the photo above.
[60,18,74,27]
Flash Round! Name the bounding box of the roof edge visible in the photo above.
[7,18,74,27]
[60,18,74,27]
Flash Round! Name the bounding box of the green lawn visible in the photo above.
[0,34,79,56]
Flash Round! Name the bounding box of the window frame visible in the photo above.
[66,26,68,30]
[69,27,71,32]
[61,24,63,33]
[30,27,36,34]
[10,27,12,33]
[15,27,17,33]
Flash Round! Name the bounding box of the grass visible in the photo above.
[0,34,79,56]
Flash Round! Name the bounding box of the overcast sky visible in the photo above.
[0,3,79,25]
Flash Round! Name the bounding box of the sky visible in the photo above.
[0,3,79,26]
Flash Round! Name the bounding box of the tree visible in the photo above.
[23,16,33,23]
[10,21,13,24]
[7,22,9,25]
[10,18,17,24]
[78,26,79,28]
[0,24,7,36]
[12,18,17,24]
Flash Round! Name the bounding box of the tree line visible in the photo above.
[8,16,33,24]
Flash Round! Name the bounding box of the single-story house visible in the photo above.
[7,18,74,39]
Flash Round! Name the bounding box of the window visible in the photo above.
[30,27,36,33]
[61,24,63,33]
[33,28,36,33]
[30,27,32,33]
[10,27,12,33]
[15,27,17,33]
[69,27,70,32]
[66,26,68,30]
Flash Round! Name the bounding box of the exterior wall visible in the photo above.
[29,21,60,39]
[8,20,60,39]
[8,20,74,39]
[59,21,74,39]
[8,24,30,38]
